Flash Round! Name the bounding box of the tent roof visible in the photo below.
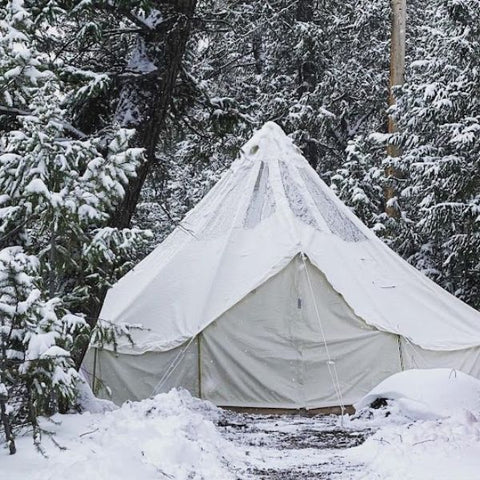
[100,122,480,354]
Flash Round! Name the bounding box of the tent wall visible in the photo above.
[399,340,480,378]
[200,258,304,408]
[82,340,198,405]
[298,257,402,407]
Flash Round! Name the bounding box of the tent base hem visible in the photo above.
[220,405,355,416]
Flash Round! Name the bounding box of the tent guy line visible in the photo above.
[300,251,346,419]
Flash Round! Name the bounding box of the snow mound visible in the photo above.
[76,377,117,414]
[355,368,480,420]
[3,389,242,480]
[347,410,480,480]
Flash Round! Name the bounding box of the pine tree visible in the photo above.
[392,0,480,307]
[0,0,150,450]
[0,247,87,453]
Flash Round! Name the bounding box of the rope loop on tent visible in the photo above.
[300,252,346,424]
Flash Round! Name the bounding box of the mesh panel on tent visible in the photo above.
[198,172,250,240]
[299,168,366,242]
[279,160,322,231]
[244,161,276,229]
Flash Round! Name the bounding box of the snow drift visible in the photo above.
[355,368,480,420]
[2,390,242,480]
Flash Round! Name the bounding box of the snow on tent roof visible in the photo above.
[99,122,480,354]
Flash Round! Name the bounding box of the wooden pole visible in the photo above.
[197,334,202,399]
[388,0,406,137]
[92,347,98,394]
[386,0,406,217]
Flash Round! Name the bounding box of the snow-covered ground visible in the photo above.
[347,411,480,480]
[2,390,240,480]
[3,389,363,480]
[346,369,480,480]
[3,369,480,479]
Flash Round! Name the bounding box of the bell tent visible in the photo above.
[83,122,480,410]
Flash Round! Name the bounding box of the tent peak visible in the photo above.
[258,121,286,136]
[241,122,301,162]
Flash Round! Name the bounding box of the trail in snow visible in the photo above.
[216,411,371,479]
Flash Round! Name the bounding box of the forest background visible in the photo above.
[0,0,478,453]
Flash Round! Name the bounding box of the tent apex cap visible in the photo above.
[241,121,300,161]
[260,121,286,135]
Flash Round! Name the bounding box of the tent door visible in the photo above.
[199,255,402,408]
[199,257,306,408]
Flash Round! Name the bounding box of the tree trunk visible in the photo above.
[0,398,15,454]
[0,326,15,454]
[296,0,317,94]
[252,30,264,75]
[111,0,197,229]
[385,0,406,217]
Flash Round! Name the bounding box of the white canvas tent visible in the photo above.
[83,122,480,409]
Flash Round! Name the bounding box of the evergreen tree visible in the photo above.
[0,247,86,454]
[0,0,150,450]
[392,0,480,307]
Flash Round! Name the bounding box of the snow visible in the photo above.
[355,368,480,420]
[143,9,163,28]
[3,389,365,479]
[3,376,480,480]
[2,390,243,480]
[24,331,57,360]
[78,203,101,220]
[24,178,49,196]
[341,368,480,479]
[126,38,157,74]
[76,376,117,414]
[346,411,480,480]
[369,132,391,143]
[40,345,70,358]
